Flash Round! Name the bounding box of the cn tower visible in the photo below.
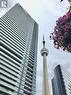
[41,37,50,95]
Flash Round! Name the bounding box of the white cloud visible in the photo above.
[42,0,69,16]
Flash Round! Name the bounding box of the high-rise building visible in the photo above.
[52,65,71,95]
[0,3,38,95]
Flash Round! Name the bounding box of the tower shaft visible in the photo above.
[42,54,50,95]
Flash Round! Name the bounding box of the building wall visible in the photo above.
[52,78,58,95]
[0,3,38,95]
[61,67,71,95]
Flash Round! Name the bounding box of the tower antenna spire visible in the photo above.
[43,35,45,48]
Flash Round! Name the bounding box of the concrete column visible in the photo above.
[42,54,50,95]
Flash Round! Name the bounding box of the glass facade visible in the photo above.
[52,65,71,95]
[0,3,38,95]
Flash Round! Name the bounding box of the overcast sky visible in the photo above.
[0,0,71,95]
